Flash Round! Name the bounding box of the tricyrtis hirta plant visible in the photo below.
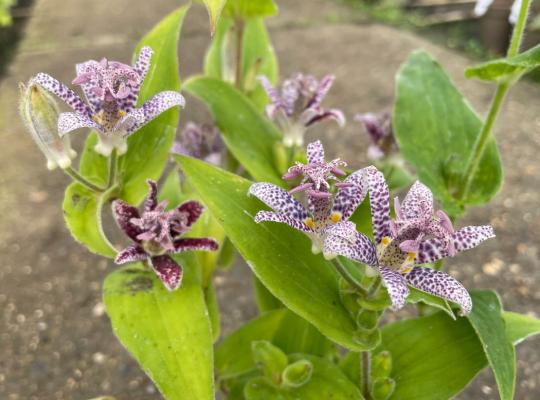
[17,1,540,400]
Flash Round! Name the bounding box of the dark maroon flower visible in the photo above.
[112,180,218,290]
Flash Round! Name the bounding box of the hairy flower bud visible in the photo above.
[372,350,392,379]
[281,359,313,388]
[371,377,396,400]
[19,81,76,170]
[251,340,288,384]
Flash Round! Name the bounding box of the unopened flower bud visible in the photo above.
[251,340,288,384]
[372,350,392,379]
[371,377,396,400]
[19,81,76,170]
[353,328,381,349]
[356,309,381,331]
[282,359,313,388]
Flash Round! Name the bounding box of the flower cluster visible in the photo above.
[250,141,495,315]
[113,180,218,290]
[259,74,345,148]
[28,46,184,156]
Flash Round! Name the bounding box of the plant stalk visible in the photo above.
[107,149,118,188]
[64,167,105,193]
[332,258,367,296]
[234,17,245,90]
[459,0,531,200]
[362,351,371,399]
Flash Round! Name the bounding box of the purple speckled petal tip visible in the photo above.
[112,200,142,242]
[307,140,325,164]
[401,181,433,220]
[115,244,148,265]
[125,91,185,135]
[249,182,309,221]
[33,72,92,116]
[150,255,183,291]
[58,112,101,135]
[364,166,392,243]
[379,264,409,311]
[254,211,313,233]
[322,221,378,266]
[173,237,219,253]
[178,200,205,227]
[332,168,368,221]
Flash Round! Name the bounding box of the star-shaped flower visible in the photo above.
[112,180,218,290]
[31,46,185,156]
[249,140,376,264]
[259,73,345,147]
[324,169,495,315]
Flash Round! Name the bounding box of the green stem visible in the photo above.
[64,167,105,193]
[362,351,371,399]
[107,149,118,188]
[459,0,531,200]
[234,17,245,90]
[332,258,367,296]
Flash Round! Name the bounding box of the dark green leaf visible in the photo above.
[394,50,502,215]
[118,6,189,205]
[103,259,214,400]
[183,77,282,184]
[465,44,540,82]
[176,155,364,350]
[504,311,540,345]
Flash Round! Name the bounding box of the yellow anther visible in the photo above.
[381,236,391,246]
[406,252,417,262]
[401,266,413,274]
[92,110,104,125]
[330,212,342,224]
[305,217,315,229]
[117,110,126,118]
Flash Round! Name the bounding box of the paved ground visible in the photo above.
[0,0,539,399]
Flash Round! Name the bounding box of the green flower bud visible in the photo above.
[372,350,392,379]
[357,289,392,311]
[371,377,396,400]
[251,340,288,384]
[356,309,381,331]
[281,359,313,388]
[19,81,76,170]
[352,328,381,350]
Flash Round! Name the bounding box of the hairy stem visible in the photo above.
[64,167,105,193]
[332,258,367,296]
[362,351,371,399]
[507,0,531,58]
[107,149,118,188]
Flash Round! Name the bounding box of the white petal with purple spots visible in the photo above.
[379,264,409,310]
[401,181,433,220]
[254,211,313,233]
[58,112,101,135]
[249,183,309,221]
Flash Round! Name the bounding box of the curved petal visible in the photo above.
[254,211,312,233]
[415,225,495,264]
[365,166,392,243]
[172,237,219,253]
[332,168,368,221]
[304,108,345,128]
[306,74,334,109]
[32,73,92,116]
[178,200,205,227]
[249,182,309,221]
[115,244,148,265]
[258,75,283,111]
[150,255,183,291]
[58,112,101,135]
[405,267,472,315]
[124,91,185,135]
[307,140,325,164]
[401,181,433,220]
[143,180,159,212]
[75,62,102,113]
[118,46,153,112]
[112,199,142,242]
[379,264,409,311]
[322,221,378,266]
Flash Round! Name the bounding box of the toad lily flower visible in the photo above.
[112,180,218,290]
[258,73,345,148]
[355,111,397,161]
[324,171,495,315]
[249,140,375,263]
[31,46,185,156]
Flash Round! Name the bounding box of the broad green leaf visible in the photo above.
[380,312,486,399]
[206,281,221,343]
[465,44,540,82]
[394,50,502,215]
[467,291,515,400]
[407,287,455,319]
[225,0,278,18]
[504,311,540,345]
[118,6,189,205]
[183,77,282,183]
[63,183,116,258]
[244,354,363,400]
[103,258,214,400]
[79,133,109,186]
[253,275,283,312]
[202,0,227,34]
[176,155,364,350]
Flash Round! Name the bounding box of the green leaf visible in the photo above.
[183,77,282,183]
[202,0,227,34]
[253,275,283,312]
[394,50,502,215]
[103,258,214,400]
[226,0,278,19]
[176,155,364,350]
[244,355,363,400]
[118,5,189,205]
[504,311,540,345]
[467,291,515,400]
[205,281,221,343]
[465,44,540,82]
[380,312,486,400]
[63,183,116,258]
[406,287,455,319]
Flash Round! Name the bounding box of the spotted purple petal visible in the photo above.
[173,237,219,253]
[306,74,334,109]
[415,225,495,264]
[308,195,332,222]
[249,183,309,221]
[144,180,159,212]
[379,264,409,310]
[115,244,148,265]
[112,200,142,242]
[124,91,185,135]
[178,200,204,227]
[254,211,312,233]
[258,75,283,118]
[307,139,325,164]
[33,72,92,116]
[118,46,153,112]
[58,112,101,135]
[304,108,346,128]
[405,267,472,315]
[322,221,378,266]
[150,255,183,291]
[401,181,433,220]
[75,62,102,113]
[365,166,392,243]
[332,168,368,221]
